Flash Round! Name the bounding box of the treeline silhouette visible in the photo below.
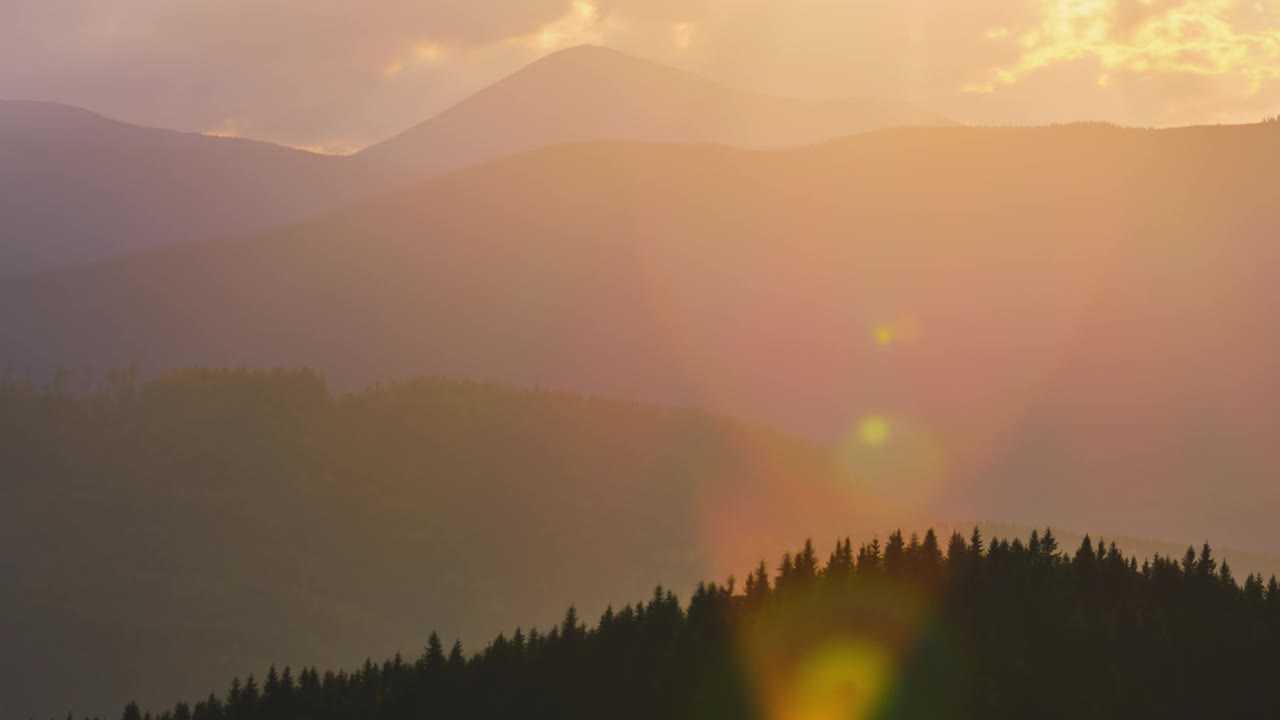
[91,529,1280,720]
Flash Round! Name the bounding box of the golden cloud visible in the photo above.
[969,0,1280,95]
[672,21,696,50]
[519,0,617,50]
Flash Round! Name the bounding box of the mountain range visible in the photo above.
[0,45,945,275]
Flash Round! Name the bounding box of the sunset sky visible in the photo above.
[4,0,1280,152]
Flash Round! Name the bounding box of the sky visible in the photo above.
[2,0,1279,153]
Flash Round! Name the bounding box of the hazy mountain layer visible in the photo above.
[0,100,391,274]
[4,122,1279,551]
[0,46,943,274]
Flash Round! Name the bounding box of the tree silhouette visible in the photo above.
[102,528,1280,720]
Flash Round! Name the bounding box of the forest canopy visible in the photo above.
[107,528,1280,720]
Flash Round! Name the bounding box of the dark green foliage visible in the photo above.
[119,530,1280,720]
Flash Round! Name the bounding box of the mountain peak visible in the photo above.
[538,43,629,62]
[509,43,690,85]
[357,44,947,170]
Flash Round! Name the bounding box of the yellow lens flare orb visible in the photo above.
[835,414,947,515]
[858,416,891,447]
[782,640,893,720]
[871,315,923,347]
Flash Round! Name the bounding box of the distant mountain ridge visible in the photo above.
[0,46,946,275]
[0,99,391,274]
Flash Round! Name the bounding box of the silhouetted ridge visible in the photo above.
[103,530,1280,720]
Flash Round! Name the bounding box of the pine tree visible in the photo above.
[745,561,770,605]
[1219,560,1235,590]
[561,606,583,641]
[1197,543,1217,580]
[884,530,907,574]
[1072,534,1094,560]
[1182,546,1198,576]
[448,640,466,670]
[946,531,967,565]
[856,538,882,574]
[793,539,818,581]
[422,632,446,673]
[1041,527,1059,558]
[969,526,985,560]
[920,528,942,576]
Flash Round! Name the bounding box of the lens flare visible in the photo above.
[741,575,961,720]
[785,639,893,720]
[837,415,947,514]
[858,416,892,447]
[871,315,923,348]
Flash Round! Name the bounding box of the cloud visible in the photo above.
[672,22,698,51]
[969,0,1280,103]
[507,0,622,50]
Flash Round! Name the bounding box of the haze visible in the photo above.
[4,2,1280,719]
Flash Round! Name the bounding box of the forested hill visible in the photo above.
[108,530,1280,720]
[9,369,1280,718]
[1,368,858,719]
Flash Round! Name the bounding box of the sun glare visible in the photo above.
[784,640,893,720]
[858,417,892,448]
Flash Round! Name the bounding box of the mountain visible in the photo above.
[0,100,394,274]
[0,369,862,719]
[3,122,1280,554]
[0,48,944,275]
[357,44,951,175]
